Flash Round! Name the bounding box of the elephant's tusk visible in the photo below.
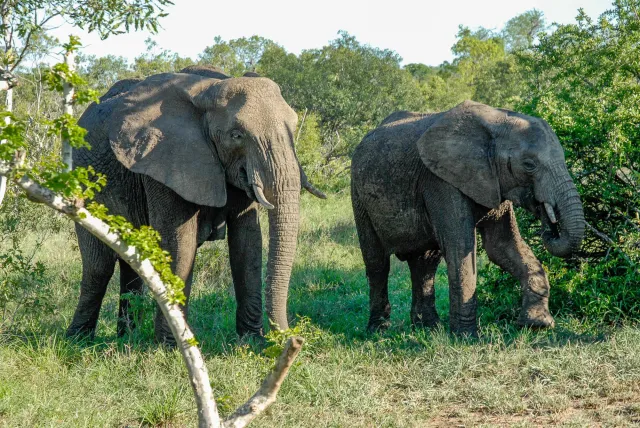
[253,184,275,210]
[544,202,557,224]
[303,181,327,199]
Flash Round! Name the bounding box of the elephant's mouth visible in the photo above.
[237,166,276,210]
[250,183,274,209]
[538,202,561,241]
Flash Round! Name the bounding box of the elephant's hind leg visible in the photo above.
[478,202,554,329]
[117,259,144,337]
[67,224,117,339]
[145,177,199,345]
[353,199,391,332]
[407,250,442,328]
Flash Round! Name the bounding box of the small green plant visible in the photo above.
[0,241,53,333]
[263,316,320,358]
[136,387,186,427]
[119,291,156,340]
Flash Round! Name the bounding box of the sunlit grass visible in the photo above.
[1,193,640,427]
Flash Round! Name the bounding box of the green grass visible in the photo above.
[2,193,640,427]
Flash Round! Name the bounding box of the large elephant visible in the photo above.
[68,66,324,343]
[351,100,585,336]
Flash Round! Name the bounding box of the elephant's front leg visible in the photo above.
[425,185,479,336]
[227,189,264,337]
[478,202,554,328]
[145,178,199,345]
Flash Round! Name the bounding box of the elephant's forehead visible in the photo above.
[227,96,297,133]
[234,104,296,135]
[220,77,282,100]
[509,116,550,143]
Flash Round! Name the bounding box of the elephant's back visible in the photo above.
[352,111,438,187]
[352,112,439,255]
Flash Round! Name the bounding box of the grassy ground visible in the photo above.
[1,193,640,427]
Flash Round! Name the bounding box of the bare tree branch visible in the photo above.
[585,221,633,264]
[10,11,61,72]
[295,108,307,147]
[224,336,304,428]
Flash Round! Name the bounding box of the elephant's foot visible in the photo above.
[65,323,96,341]
[236,317,264,339]
[367,315,391,333]
[237,326,264,339]
[410,311,440,330]
[518,305,555,329]
[449,320,478,338]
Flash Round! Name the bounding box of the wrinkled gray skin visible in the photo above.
[351,101,585,336]
[68,66,324,343]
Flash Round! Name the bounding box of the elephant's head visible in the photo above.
[108,72,325,330]
[417,100,584,257]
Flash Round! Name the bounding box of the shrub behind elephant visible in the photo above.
[351,101,585,336]
[69,66,324,343]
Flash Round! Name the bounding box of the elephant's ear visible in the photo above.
[109,73,227,207]
[417,100,502,209]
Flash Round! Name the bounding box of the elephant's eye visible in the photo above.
[230,129,244,140]
[523,159,537,173]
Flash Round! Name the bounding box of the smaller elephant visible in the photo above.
[351,101,585,336]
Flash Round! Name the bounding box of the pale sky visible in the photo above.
[49,0,612,66]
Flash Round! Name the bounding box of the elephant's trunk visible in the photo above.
[257,142,301,331]
[540,163,585,258]
[265,189,299,330]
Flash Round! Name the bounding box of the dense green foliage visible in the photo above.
[481,0,640,324]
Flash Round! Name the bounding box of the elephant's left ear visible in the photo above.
[108,73,227,207]
[416,100,502,209]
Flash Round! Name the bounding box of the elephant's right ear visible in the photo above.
[108,73,227,207]
[416,100,502,209]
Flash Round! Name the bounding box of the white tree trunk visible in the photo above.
[0,6,12,206]
[61,49,75,171]
[0,84,12,205]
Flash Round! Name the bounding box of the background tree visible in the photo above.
[0,0,173,203]
[260,31,426,187]
[199,35,276,76]
[481,1,640,324]
[131,37,194,76]
[502,9,546,52]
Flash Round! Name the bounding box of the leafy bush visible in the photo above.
[479,241,640,325]
[489,1,640,324]
[0,197,61,333]
[295,110,350,191]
